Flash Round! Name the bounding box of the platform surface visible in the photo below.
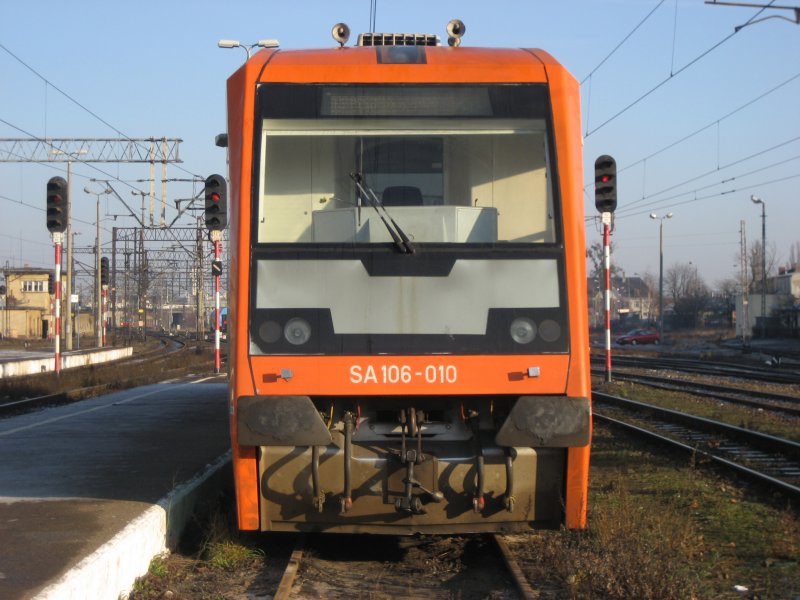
[0,379,230,599]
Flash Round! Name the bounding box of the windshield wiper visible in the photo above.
[350,172,415,254]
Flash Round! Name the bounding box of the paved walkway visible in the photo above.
[0,379,230,600]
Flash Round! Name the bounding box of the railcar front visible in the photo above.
[226,36,591,535]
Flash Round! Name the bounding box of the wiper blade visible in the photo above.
[350,172,415,254]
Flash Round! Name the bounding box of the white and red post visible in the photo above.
[602,212,612,383]
[212,231,222,374]
[101,284,108,346]
[53,232,63,374]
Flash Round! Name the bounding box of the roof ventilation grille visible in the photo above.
[357,33,440,47]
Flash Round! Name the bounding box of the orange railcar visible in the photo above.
[224,25,591,534]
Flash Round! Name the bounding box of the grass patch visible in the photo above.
[205,540,265,571]
[595,378,800,442]
[515,424,800,598]
[196,504,264,571]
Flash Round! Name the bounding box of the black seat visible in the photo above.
[381,186,423,206]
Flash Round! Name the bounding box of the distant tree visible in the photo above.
[586,241,622,280]
[714,277,739,328]
[748,240,777,293]
[787,241,800,269]
[666,262,709,329]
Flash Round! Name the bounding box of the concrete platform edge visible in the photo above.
[0,347,134,378]
[33,450,233,600]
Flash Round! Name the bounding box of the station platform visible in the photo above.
[0,379,231,600]
[0,346,134,378]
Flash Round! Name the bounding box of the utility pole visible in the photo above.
[751,195,767,338]
[740,220,750,347]
[2,137,183,348]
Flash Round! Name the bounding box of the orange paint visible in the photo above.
[226,41,590,531]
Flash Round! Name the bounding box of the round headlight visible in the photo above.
[284,317,312,345]
[538,319,561,342]
[258,320,282,344]
[510,317,536,345]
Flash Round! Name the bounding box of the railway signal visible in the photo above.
[100,257,109,286]
[46,176,69,233]
[204,174,228,231]
[48,273,55,295]
[594,154,617,383]
[594,155,617,214]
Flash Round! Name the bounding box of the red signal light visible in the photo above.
[211,192,221,202]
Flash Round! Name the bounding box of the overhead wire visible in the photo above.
[584,0,778,137]
[585,145,800,222]
[614,171,800,220]
[0,118,199,228]
[580,0,667,85]
[615,70,800,180]
[618,137,800,212]
[0,42,203,181]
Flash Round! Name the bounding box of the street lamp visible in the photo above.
[650,212,673,335]
[84,185,112,347]
[217,38,280,60]
[751,195,767,337]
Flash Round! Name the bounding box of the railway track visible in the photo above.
[592,354,800,385]
[0,334,217,416]
[593,368,800,417]
[593,391,800,501]
[272,533,539,599]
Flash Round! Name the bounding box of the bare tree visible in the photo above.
[641,271,658,322]
[714,277,739,328]
[787,241,800,269]
[748,240,777,293]
[586,240,622,280]
[666,262,709,329]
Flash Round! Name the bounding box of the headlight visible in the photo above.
[510,317,536,345]
[258,320,282,344]
[284,317,312,345]
[538,319,561,342]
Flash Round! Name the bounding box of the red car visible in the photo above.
[616,329,660,345]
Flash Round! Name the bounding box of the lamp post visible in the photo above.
[84,185,112,347]
[217,38,280,60]
[751,195,767,338]
[650,212,673,335]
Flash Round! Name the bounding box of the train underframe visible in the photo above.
[238,394,590,534]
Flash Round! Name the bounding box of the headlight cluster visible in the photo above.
[258,317,312,346]
[509,316,561,345]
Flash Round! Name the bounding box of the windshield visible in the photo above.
[254,84,558,246]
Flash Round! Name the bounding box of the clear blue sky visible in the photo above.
[1,1,798,288]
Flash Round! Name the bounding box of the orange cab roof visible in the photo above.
[250,46,561,84]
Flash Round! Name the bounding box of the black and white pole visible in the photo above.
[594,155,617,384]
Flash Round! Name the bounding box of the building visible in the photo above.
[588,275,654,329]
[735,264,800,339]
[0,267,57,339]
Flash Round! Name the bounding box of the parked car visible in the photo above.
[616,329,660,345]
